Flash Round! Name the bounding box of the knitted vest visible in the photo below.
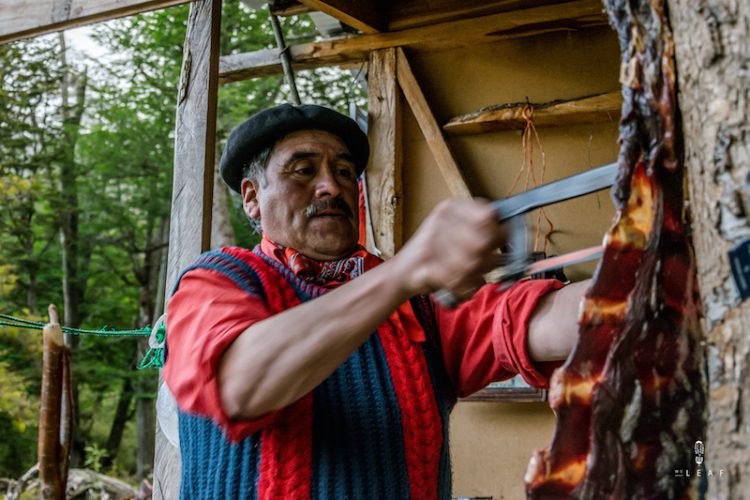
[171,246,457,499]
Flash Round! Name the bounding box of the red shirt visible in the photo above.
[164,245,563,441]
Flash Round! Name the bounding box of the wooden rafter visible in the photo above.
[396,48,472,199]
[298,0,383,33]
[218,0,606,83]
[269,0,314,17]
[387,0,580,31]
[443,91,622,136]
[0,0,191,45]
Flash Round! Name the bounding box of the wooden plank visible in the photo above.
[218,0,606,82]
[387,0,574,31]
[443,90,622,136]
[0,0,191,45]
[154,1,222,498]
[395,47,471,199]
[297,0,383,33]
[269,0,314,17]
[366,48,402,258]
[219,48,364,83]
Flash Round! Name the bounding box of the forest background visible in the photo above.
[0,1,366,484]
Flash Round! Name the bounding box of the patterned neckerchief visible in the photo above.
[258,237,426,342]
[260,237,371,287]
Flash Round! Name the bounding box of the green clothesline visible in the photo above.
[0,313,166,370]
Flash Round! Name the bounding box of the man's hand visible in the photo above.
[392,198,506,303]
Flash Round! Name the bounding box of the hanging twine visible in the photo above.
[505,105,555,253]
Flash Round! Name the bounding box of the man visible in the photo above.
[164,104,585,499]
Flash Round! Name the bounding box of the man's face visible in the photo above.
[241,129,360,260]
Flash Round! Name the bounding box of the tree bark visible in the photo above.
[57,31,88,469]
[667,0,750,497]
[132,217,168,480]
[102,378,134,471]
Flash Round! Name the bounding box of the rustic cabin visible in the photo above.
[3,0,748,498]
[158,1,621,498]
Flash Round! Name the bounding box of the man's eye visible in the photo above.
[293,165,315,175]
[336,166,356,178]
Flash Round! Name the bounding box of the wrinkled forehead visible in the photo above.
[268,129,354,166]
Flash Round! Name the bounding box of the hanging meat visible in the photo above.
[524,0,707,497]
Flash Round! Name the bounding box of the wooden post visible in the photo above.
[366,48,402,258]
[38,304,69,500]
[153,0,222,498]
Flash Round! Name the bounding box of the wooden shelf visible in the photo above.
[443,91,622,136]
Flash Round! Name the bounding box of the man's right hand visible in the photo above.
[392,198,507,304]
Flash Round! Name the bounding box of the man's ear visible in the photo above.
[240,178,261,221]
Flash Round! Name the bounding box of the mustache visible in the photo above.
[305,198,354,219]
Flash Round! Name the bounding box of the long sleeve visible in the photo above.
[435,279,564,397]
[164,267,281,441]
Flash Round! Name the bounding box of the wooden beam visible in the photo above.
[219,48,364,83]
[366,48,402,258]
[387,0,574,31]
[297,0,383,33]
[218,0,606,83]
[269,0,314,17]
[443,91,622,136]
[395,47,471,199]
[0,0,191,45]
[154,1,222,498]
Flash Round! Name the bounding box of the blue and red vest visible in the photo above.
[170,247,457,499]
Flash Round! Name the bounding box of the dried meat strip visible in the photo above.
[524,1,706,498]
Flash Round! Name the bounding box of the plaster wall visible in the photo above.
[399,26,621,498]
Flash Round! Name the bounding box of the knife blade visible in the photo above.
[491,162,618,221]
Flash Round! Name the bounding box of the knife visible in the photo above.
[433,162,618,308]
[491,162,618,221]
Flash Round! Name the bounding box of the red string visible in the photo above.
[506,105,555,253]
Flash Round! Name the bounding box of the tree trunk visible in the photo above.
[57,32,88,469]
[132,216,168,480]
[667,1,750,497]
[102,378,134,470]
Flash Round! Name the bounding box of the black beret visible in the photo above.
[220,104,370,192]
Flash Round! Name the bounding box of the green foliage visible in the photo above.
[84,443,108,472]
[0,0,368,481]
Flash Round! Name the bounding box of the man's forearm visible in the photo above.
[218,256,412,420]
[527,280,588,362]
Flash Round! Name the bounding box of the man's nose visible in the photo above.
[314,165,343,198]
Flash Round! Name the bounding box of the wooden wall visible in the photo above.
[398,25,620,498]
